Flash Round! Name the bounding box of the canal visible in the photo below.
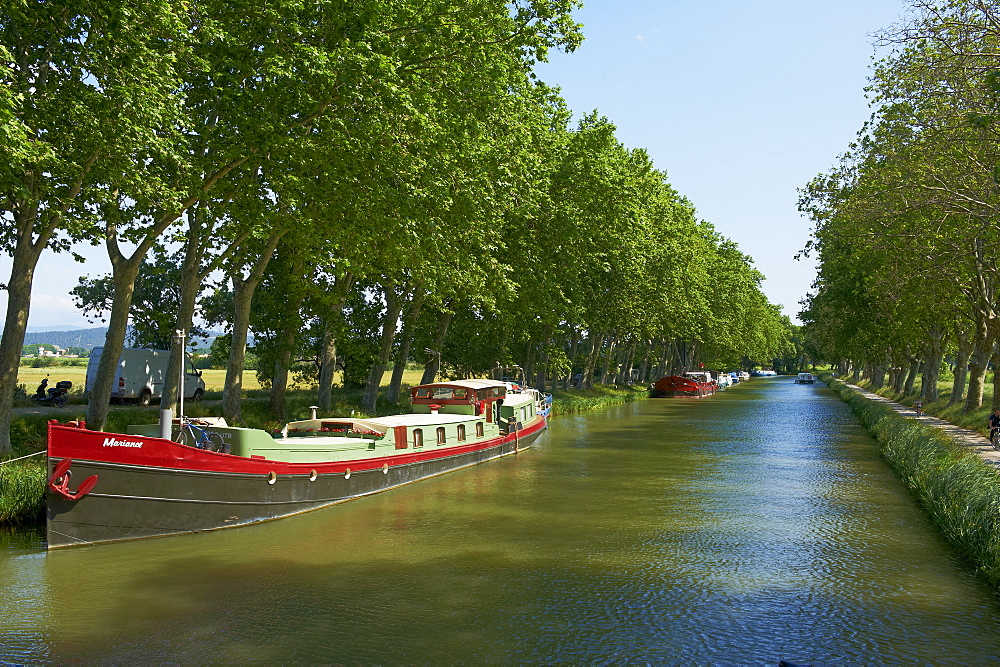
[2,378,1000,662]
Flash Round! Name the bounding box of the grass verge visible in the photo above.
[826,376,1000,589]
[549,384,649,414]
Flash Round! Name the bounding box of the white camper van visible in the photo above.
[86,347,206,405]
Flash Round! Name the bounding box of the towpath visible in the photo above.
[843,382,1000,467]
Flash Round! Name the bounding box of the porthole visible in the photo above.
[267,471,277,485]
[309,470,318,482]
[344,468,351,479]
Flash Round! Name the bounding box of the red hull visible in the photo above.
[649,375,717,398]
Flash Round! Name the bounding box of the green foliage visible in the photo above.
[798,2,1000,406]
[1,0,782,432]
[209,335,231,370]
[0,459,45,525]
[72,252,213,349]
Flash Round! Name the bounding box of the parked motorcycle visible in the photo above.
[32,377,72,407]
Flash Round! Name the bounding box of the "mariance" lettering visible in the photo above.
[102,437,142,448]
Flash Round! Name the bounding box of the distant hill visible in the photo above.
[23,328,227,351]
[24,328,108,350]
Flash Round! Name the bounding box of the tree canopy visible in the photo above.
[0,0,789,452]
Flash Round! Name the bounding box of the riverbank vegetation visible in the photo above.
[827,378,1000,591]
[0,1,793,456]
[799,2,1000,414]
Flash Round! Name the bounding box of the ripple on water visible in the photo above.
[3,380,1000,662]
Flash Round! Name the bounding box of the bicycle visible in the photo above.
[177,418,229,453]
[991,427,1000,451]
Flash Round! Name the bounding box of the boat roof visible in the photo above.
[353,413,480,431]
[416,379,507,391]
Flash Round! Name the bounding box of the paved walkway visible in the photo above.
[844,383,1000,467]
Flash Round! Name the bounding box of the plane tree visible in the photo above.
[0,1,190,453]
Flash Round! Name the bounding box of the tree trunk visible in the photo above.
[599,337,616,386]
[950,331,973,407]
[161,204,248,410]
[576,333,596,389]
[992,348,1000,412]
[86,256,144,431]
[870,365,886,390]
[316,272,355,411]
[387,288,425,404]
[920,327,948,402]
[160,229,203,411]
[317,323,338,412]
[564,327,580,390]
[637,339,651,384]
[267,256,308,419]
[964,326,993,413]
[222,231,285,425]
[268,259,308,420]
[420,307,453,385]
[0,235,48,455]
[581,332,603,390]
[362,285,406,414]
[534,325,553,391]
[902,358,919,395]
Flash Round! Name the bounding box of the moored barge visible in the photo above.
[649,371,718,398]
[46,379,546,549]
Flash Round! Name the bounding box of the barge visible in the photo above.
[45,379,546,548]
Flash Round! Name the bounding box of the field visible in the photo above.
[16,364,426,395]
[17,366,263,393]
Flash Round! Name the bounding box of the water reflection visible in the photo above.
[2,378,999,662]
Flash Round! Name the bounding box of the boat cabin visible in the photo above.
[411,379,507,420]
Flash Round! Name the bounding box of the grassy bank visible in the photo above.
[548,384,648,414]
[1,383,648,526]
[826,376,1000,590]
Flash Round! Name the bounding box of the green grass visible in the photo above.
[826,376,1000,590]
[549,384,649,413]
[0,414,53,525]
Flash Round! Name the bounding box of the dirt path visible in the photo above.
[844,383,1000,467]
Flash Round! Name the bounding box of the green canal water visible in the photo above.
[3,378,1000,662]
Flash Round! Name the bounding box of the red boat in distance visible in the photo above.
[649,371,718,398]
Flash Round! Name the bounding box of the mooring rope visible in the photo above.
[0,451,45,465]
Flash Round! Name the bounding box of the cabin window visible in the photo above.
[454,388,467,399]
[431,387,454,400]
[416,388,431,398]
[436,427,446,444]
[476,422,484,438]
[413,429,423,448]
[457,424,466,441]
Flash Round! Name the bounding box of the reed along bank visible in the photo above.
[827,377,1000,590]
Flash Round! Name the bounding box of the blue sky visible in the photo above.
[3,0,907,330]
[533,0,907,323]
